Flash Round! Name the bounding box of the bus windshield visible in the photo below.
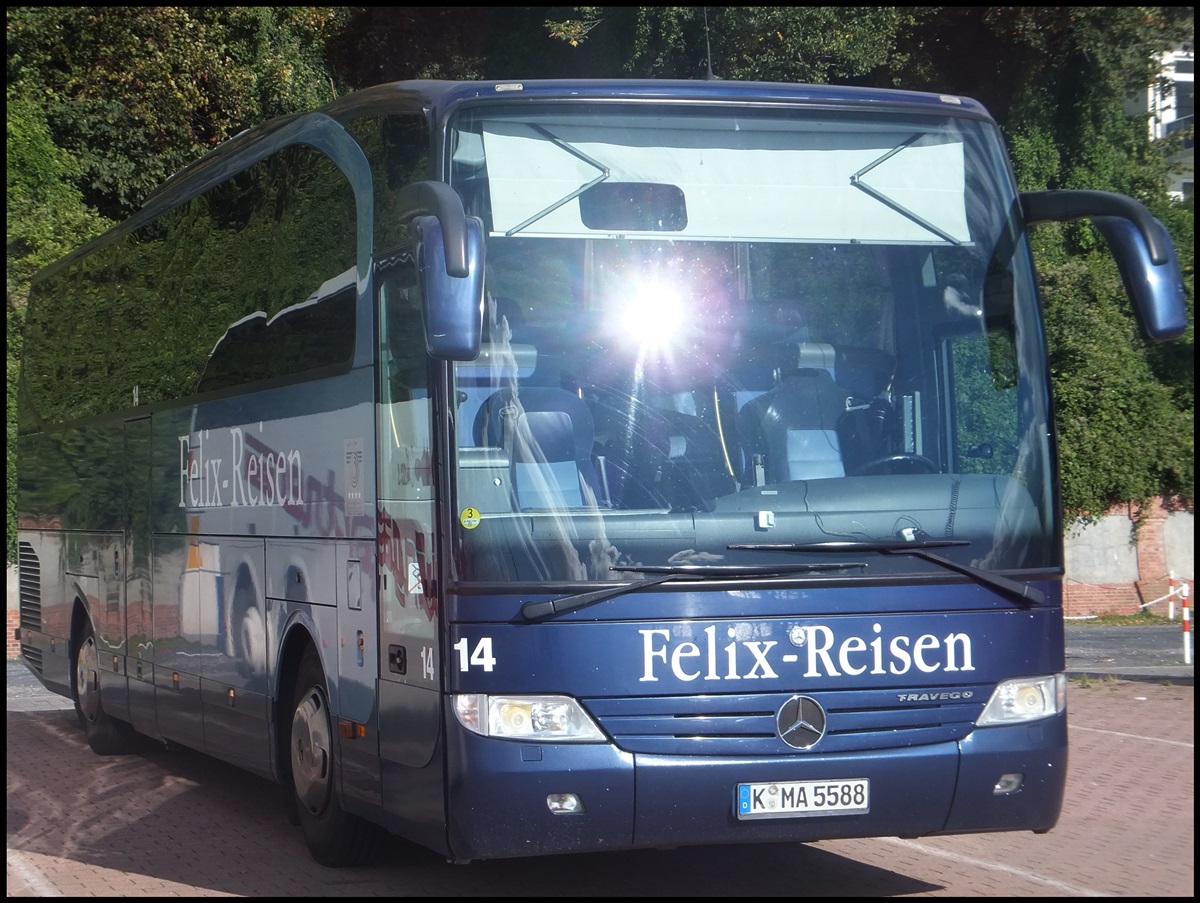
[444,102,1054,583]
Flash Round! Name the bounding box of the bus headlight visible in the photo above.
[976,673,1066,725]
[452,694,606,742]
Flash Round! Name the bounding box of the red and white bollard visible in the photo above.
[1168,570,1176,620]
[1182,581,1191,666]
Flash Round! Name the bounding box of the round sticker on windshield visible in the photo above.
[460,507,481,529]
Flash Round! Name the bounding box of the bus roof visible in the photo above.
[315,78,994,125]
[145,79,993,216]
[37,78,996,282]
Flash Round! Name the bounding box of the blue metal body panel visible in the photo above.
[440,579,1065,859]
[442,705,1066,860]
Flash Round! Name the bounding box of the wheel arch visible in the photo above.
[273,618,319,783]
[68,594,92,700]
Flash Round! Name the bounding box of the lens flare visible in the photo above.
[619,280,686,350]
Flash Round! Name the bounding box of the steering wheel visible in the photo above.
[852,453,938,476]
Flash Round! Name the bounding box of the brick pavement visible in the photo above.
[813,678,1194,897]
[6,679,1193,896]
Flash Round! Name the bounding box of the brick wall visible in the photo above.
[7,607,19,660]
[1063,497,1194,619]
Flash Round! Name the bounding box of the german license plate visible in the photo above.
[736,778,870,819]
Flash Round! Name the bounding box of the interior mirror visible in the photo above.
[579,182,688,231]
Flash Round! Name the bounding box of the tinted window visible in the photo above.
[21,143,358,425]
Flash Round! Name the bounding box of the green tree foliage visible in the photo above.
[635,7,929,82]
[973,7,1194,518]
[324,7,490,85]
[6,87,114,563]
[1043,254,1192,517]
[5,90,111,290]
[6,6,348,220]
[539,7,933,81]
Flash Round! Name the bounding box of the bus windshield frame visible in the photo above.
[440,101,1056,585]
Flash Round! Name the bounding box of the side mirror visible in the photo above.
[1091,215,1187,341]
[415,214,485,361]
[1020,190,1187,341]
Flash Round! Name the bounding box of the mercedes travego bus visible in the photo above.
[15,79,1188,866]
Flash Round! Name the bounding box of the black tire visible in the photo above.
[287,644,387,867]
[73,621,137,755]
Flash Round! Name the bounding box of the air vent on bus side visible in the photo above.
[21,643,44,675]
[18,540,41,631]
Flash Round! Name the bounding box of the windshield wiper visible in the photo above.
[729,541,1045,607]
[520,573,678,621]
[519,563,865,622]
[616,563,867,577]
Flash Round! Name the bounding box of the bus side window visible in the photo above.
[378,255,435,503]
[380,269,429,405]
[195,313,270,394]
[266,285,357,378]
[946,329,1019,475]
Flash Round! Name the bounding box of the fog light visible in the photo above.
[993,773,1024,795]
[546,792,584,814]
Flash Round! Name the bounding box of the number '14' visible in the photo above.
[453,637,496,672]
[420,645,436,681]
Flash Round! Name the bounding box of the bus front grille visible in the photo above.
[585,685,992,756]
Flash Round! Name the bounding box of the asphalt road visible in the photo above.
[1063,622,1193,683]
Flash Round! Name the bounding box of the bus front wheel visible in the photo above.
[73,621,136,755]
[288,644,386,867]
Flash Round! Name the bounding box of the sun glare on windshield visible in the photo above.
[620,279,687,350]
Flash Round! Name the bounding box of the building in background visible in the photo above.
[1141,43,1194,199]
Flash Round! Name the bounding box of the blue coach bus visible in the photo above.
[16,79,1187,866]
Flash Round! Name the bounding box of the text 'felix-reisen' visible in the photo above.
[179,427,303,509]
[639,624,975,680]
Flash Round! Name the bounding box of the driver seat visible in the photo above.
[737,368,855,484]
[475,387,603,509]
